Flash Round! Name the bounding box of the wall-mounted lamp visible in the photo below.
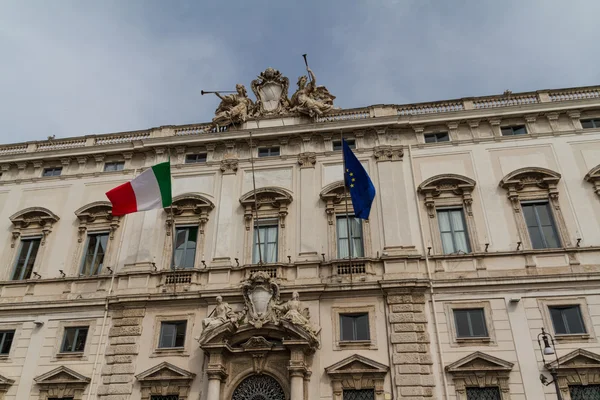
[484,243,489,252]
[235,258,240,267]
[516,241,522,251]
[33,272,41,279]
[287,255,291,264]
[427,247,432,256]
[576,238,582,247]
[106,266,113,274]
[321,253,325,262]
[58,270,66,278]
[201,260,207,268]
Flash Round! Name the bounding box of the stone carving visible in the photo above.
[220,159,239,174]
[297,152,317,168]
[274,291,320,338]
[290,68,336,118]
[251,68,290,116]
[209,84,254,129]
[202,296,239,332]
[241,271,280,328]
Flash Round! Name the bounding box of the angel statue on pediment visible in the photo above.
[209,84,254,129]
[290,68,336,118]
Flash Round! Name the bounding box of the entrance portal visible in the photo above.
[231,375,286,400]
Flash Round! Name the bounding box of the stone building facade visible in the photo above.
[0,73,598,400]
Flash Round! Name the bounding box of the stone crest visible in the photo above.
[251,68,290,116]
[241,271,280,328]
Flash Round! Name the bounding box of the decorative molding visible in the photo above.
[326,354,388,400]
[220,158,239,175]
[545,348,600,400]
[9,207,60,247]
[34,366,90,400]
[136,362,195,400]
[239,187,293,230]
[446,352,513,400]
[585,164,600,197]
[0,373,14,400]
[297,152,317,168]
[74,201,119,241]
[373,145,403,162]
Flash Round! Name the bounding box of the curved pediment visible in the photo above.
[319,180,346,202]
[499,167,561,189]
[74,201,115,223]
[239,187,293,208]
[169,192,215,214]
[418,174,476,193]
[10,206,59,228]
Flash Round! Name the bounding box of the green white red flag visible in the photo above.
[106,161,172,216]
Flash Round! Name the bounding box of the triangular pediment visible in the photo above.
[547,348,600,370]
[34,366,90,384]
[326,354,389,376]
[446,352,514,373]
[136,362,195,382]
[0,373,14,387]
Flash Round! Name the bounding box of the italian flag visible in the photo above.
[106,161,172,216]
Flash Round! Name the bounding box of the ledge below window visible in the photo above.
[339,340,373,349]
[151,347,188,358]
[455,337,492,345]
[55,352,85,360]
[554,333,591,342]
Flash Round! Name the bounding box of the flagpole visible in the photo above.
[341,132,354,284]
[249,131,263,265]
[167,149,176,295]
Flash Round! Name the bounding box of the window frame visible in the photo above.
[453,308,488,338]
[11,236,42,280]
[257,146,280,158]
[424,132,450,143]
[185,153,207,164]
[79,231,110,276]
[445,301,495,346]
[103,161,125,172]
[521,201,561,249]
[335,215,364,259]
[549,305,586,335]
[332,305,377,350]
[252,218,279,264]
[339,312,370,342]
[152,314,194,356]
[60,326,89,353]
[500,125,528,136]
[465,387,502,400]
[332,139,356,151]
[158,320,187,349]
[42,167,63,177]
[581,119,600,129]
[173,225,199,269]
[0,330,15,356]
[539,298,593,342]
[436,208,471,254]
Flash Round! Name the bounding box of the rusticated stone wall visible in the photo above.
[388,289,436,399]
[98,307,146,400]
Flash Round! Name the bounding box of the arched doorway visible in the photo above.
[232,374,286,400]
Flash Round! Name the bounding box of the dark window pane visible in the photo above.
[81,233,109,276]
[62,327,88,352]
[424,134,437,143]
[42,167,62,177]
[185,154,207,164]
[581,120,594,129]
[340,313,369,341]
[466,387,501,400]
[570,384,600,400]
[0,331,15,355]
[12,238,41,280]
[469,309,488,337]
[151,396,180,400]
[513,125,527,135]
[159,321,186,348]
[550,307,568,334]
[104,162,124,172]
[258,147,280,157]
[454,309,471,337]
[333,140,355,150]
[455,309,487,338]
[550,306,586,335]
[501,127,512,136]
[340,315,354,341]
[355,314,370,340]
[343,389,375,400]
[175,321,187,347]
[522,202,560,249]
[173,227,197,268]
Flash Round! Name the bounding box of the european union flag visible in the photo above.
[342,139,376,219]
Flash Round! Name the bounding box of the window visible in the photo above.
[173,227,197,269]
[42,167,62,177]
[581,119,600,129]
[424,132,450,143]
[253,220,278,264]
[343,389,375,400]
[158,321,186,348]
[80,233,109,276]
[61,327,88,353]
[185,153,207,164]
[454,308,488,338]
[12,237,41,280]
[521,202,560,249]
[333,139,356,151]
[151,396,180,400]
[258,147,280,157]
[0,330,15,355]
[103,162,124,172]
[340,313,370,341]
[549,305,586,335]
[336,216,364,258]
[501,125,527,136]
[570,385,600,400]
[437,209,470,254]
[466,387,501,400]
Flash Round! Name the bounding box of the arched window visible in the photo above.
[239,187,292,265]
[320,181,372,261]
[418,174,479,255]
[74,202,120,276]
[7,207,59,280]
[499,167,570,250]
[164,193,215,270]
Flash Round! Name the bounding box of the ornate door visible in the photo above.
[232,375,286,400]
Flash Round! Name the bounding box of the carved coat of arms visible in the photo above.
[241,271,280,328]
[251,68,290,117]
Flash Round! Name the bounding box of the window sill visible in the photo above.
[55,352,85,360]
[554,333,591,342]
[151,347,189,357]
[455,337,492,345]
[0,355,10,363]
[337,340,375,350]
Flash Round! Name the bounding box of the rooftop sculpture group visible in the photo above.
[205,67,336,129]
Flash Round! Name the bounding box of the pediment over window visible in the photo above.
[418,174,476,195]
[34,366,91,385]
[546,348,600,370]
[0,373,15,392]
[9,207,59,229]
[136,361,196,382]
[325,354,389,377]
[169,193,215,215]
[239,187,293,229]
[499,167,561,191]
[74,201,115,223]
[446,352,514,374]
[585,164,600,196]
[136,362,195,400]
[319,180,346,203]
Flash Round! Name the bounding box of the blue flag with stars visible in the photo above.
[342,139,376,219]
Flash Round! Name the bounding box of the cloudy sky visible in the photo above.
[0,0,599,143]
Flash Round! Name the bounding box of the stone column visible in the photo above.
[213,159,239,264]
[297,152,318,259]
[206,373,222,400]
[289,370,304,400]
[205,349,227,400]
